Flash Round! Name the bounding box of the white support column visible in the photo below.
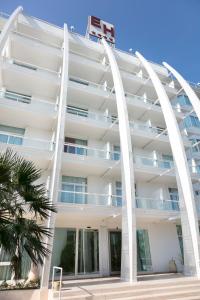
[99,226,110,276]
[136,51,200,277]
[0,6,23,55]
[163,62,200,121]
[40,24,69,297]
[102,39,137,282]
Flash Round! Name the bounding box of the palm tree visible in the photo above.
[0,149,56,281]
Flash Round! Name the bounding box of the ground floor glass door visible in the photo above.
[110,231,121,273]
[109,230,152,274]
[55,228,99,276]
[78,229,99,274]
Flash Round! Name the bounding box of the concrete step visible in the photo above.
[51,278,200,300]
[170,296,200,300]
[108,288,200,300]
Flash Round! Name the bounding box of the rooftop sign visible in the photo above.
[87,16,115,44]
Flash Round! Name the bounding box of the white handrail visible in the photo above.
[52,266,62,300]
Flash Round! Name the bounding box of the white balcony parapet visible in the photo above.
[136,51,200,278]
[3,57,59,77]
[0,131,53,151]
[12,30,62,50]
[0,6,23,55]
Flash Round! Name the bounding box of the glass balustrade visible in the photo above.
[135,155,174,170]
[59,191,180,212]
[59,191,109,206]
[63,143,119,160]
[0,132,53,151]
[63,143,175,171]
[66,106,169,137]
[136,197,179,211]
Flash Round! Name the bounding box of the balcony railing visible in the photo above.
[0,132,53,151]
[68,76,179,112]
[0,90,31,104]
[0,89,57,112]
[64,142,119,160]
[66,106,169,138]
[63,143,175,171]
[135,155,174,170]
[59,190,179,212]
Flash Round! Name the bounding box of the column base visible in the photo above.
[40,287,49,300]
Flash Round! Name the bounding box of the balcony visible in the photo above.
[0,132,53,168]
[1,57,60,100]
[58,190,179,213]
[68,76,183,123]
[0,90,57,129]
[62,142,176,180]
[66,106,184,151]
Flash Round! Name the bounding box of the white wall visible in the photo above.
[141,222,183,273]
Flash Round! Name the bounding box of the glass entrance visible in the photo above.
[51,228,99,277]
[109,230,152,274]
[78,229,99,274]
[110,231,121,273]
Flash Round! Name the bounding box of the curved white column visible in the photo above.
[136,51,200,277]
[0,6,23,55]
[40,24,69,292]
[102,39,137,282]
[163,62,200,121]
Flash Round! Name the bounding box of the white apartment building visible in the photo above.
[1,6,200,292]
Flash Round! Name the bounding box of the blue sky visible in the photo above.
[1,0,200,82]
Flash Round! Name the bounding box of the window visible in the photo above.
[60,176,87,204]
[0,124,25,145]
[4,90,31,104]
[64,137,87,155]
[113,145,120,161]
[177,95,191,106]
[113,181,122,207]
[137,229,152,272]
[190,139,200,153]
[176,225,184,264]
[67,105,88,118]
[184,116,200,128]
[161,154,173,169]
[168,187,179,210]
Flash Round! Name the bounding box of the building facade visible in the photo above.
[1,7,200,288]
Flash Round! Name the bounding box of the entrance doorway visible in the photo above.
[109,230,152,274]
[53,228,99,276]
